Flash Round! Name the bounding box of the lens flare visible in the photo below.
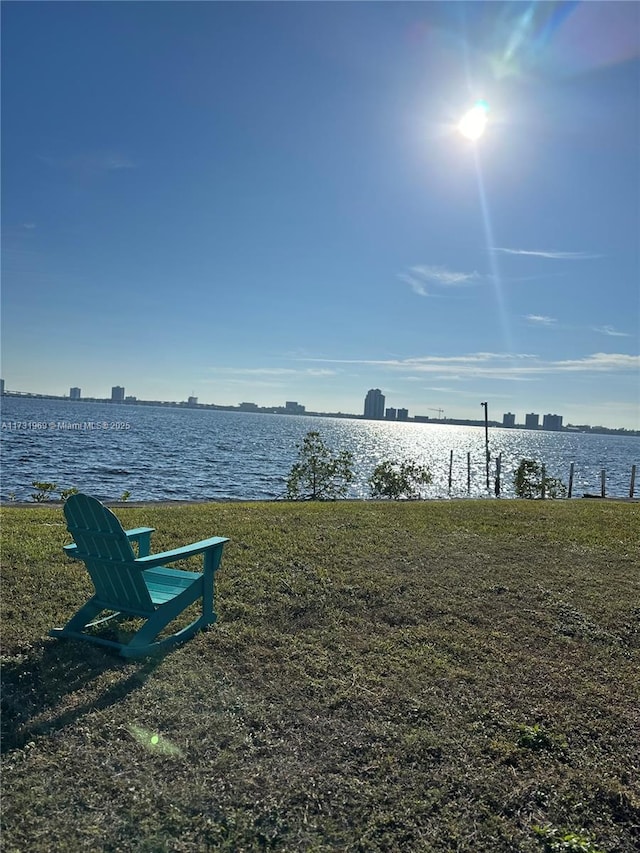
[458,100,489,140]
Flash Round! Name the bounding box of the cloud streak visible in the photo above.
[492,247,601,260]
[525,314,557,326]
[300,352,639,381]
[209,366,337,377]
[399,264,480,296]
[593,325,631,337]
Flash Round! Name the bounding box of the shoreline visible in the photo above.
[2,495,638,509]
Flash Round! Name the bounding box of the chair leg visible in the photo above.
[202,554,219,623]
[120,613,209,658]
[122,582,213,657]
[50,597,129,652]
[51,597,104,635]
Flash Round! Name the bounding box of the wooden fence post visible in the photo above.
[467,452,471,494]
[495,454,501,497]
[601,469,606,499]
[541,464,546,500]
[568,462,575,499]
[448,450,453,492]
[631,465,637,499]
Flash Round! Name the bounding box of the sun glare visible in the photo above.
[458,101,489,140]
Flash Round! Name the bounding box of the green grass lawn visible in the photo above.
[1,500,639,852]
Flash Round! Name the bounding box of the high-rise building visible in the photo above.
[503,412,516,428]
[364,388,385,419]
[0,379,5,395]
[385,407,397,420]
[111,386,125,402]
[543,413,563,431]
[285,401,305,414]
[188,396,198,406]
[525,413,539,430]
[397,408,409,421]
[70,387,81,400]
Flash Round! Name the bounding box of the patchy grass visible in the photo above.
[1,500,639,852]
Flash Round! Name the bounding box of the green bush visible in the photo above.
[30,481,59,502]
[58,486,79,502]
[30,482,78,502]
[514,460,566,499]
[369,459,432,500]
[286,431,354,500]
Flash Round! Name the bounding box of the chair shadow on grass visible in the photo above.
[1,636,165,755]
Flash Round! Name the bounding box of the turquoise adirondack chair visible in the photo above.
[51,493,229,658]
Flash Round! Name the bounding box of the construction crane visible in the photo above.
[428,408,445,419]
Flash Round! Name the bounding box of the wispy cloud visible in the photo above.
[300,352,639,381]
[398,273,429,297]
[492,247,601,260]
[525,314,557,326]
[208,366,337,377]
[553,353,639,372]
[593,325,631,338]
[399,264,480,297]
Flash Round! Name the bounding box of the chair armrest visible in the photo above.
[125,527,155,539]
[125,527,155,557]
[135,537,229,570]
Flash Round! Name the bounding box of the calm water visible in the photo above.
[1,397,638,502]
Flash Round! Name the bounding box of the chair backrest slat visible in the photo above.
[64,494,153,613]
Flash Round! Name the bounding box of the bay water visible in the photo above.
[1,396,638,502]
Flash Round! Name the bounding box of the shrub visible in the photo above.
[30,482,78,502]
[30,481,59,502]
[286,431,354,500]
[58,487,79,502]
[514,460,566,499]
[369,459,432,500]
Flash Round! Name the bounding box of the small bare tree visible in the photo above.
[286,431,354,500]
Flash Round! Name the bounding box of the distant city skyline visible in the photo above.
[3,379,637,435]
[2,3,638,429]
[8,379,567,425]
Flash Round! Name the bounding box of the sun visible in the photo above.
[458,100,489,140]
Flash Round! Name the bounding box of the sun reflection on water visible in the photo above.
[1,398,637,501]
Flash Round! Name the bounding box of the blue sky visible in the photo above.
[2,1,639,428]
